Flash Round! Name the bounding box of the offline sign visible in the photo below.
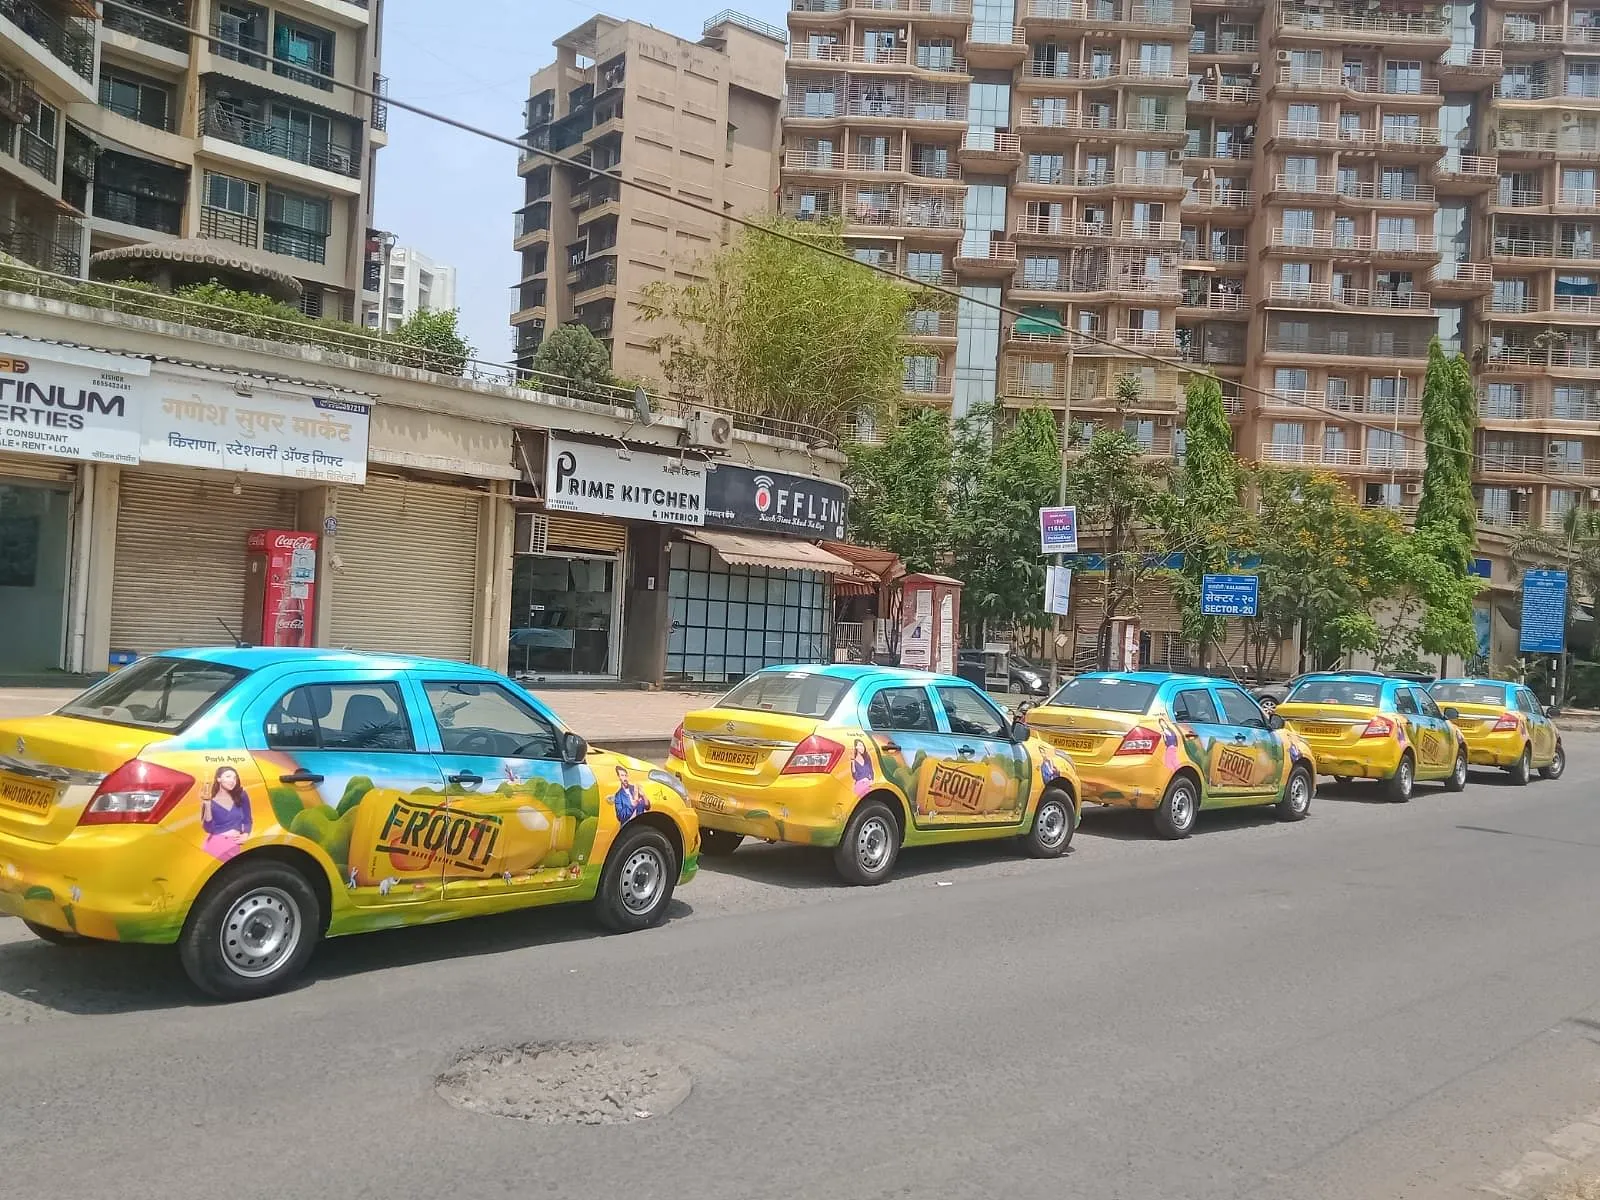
[545,433,707,526]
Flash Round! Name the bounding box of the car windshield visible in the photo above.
[1286,679,1383,707]
[58,656,246,733]
[1431,682,1511,706]
[721,671,852,719]
[1045,676,1158,714]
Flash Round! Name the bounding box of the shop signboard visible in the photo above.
[141,375,370,484]
[0,335,149,465]
[704,464,848,539]
[546,433,706,526]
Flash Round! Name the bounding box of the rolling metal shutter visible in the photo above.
[546,512,627,554]
[110,472,296,655]
[0,453,77,485]
[329,476,482,661]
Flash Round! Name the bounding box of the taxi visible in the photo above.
[666,664,1081,884]
[1276,672,1469,801]
[0,648,699,1000]
[1427,678,1564,784]
[1023,671,1317,840]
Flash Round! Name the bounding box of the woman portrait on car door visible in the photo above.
[201,766,254,862]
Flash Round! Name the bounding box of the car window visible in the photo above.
[1415,690,1444,720]
[1045,676,1158,713]
[424,681,561,759]
[1170,688,1220,724]
[1518,688,1543,716]
[1431,682,1510,707]
[266,682,414,751]
[59,655,245,733]
[1394,687,1419,715]
[720,671,851,719]
[1215,687,1268,728]
[937,686,1010,739]
[1285,678,1383,706]
[866,687,937,733]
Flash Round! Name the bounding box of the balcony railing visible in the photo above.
[0,215,80,276]
[1181,242,1248,263]
[903,370,954,396]
[1023,0,1191,26]
[1184,185,1252,208]
[0,0,94,82]
[1560,187,1600,208]
[202,107,361,178]
[1440,46,1502,69]
[199,205,258,249]
[1119,219,1181,241]
[1278,9,1447,38]
[960,129,1020,156]
[101,0,190,52]
[372,74,389,132]
[17,129,55,180]
[1440,154,1497,177]
[1501,22,1600,46]
[1340,180,1437,203]
[93,184,184,234]
[1182,141,1255,160]
[968,22,1026,46]
[1260,443,1362,466]
[792,0,974,13]
[1267,332,1429,358]
[1431,261,1493,284]
[1555,295,1600,316]
[1274,172,1336,195]
[1189,32,1258,54]
[1486,345,1600,369]
[262,226,327,265]
[1477,508,1532,528]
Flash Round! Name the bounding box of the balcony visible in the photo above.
[1188,81,1259,107]
[1181,140,1255,162]
[93,181,184,235]
[0,0,94,82]
[1021,60,1187,86]
[903,369,955,399]
[0,214,80,275]
[1180,290,1247,312]
[1014,214,1111,242]
[201,107,361,179]
[1118,219,1181,243]
[1363,447,1427,470]
[791,0,974,16]
[1429,261,1493,293]
[1022,0,1192,31]
[16,128,55,180]
[964,23,1027,65]
[1265,282,1433,311]
[1276,8,1449,46]
[101,0,190,52]
[1004,363,1069,400]
[789,44,970,76]
[1484,345,1600,371]
[371,74,389,132]
[1274,65,1442,98]
[1183,185,1252,211]
[954,238,1018,273]
[1558,187,1599,210]
[1260,442,1363,467]
[1265,331,1430,358]
[1434,154,1498,187]
[1338,180,1437,204]
[957,129,1021,167]
[262,226,327,265]
[1499,23,1600,50]
[1189,31,1258,55]
[1181,242,1248,265]
[1272,172,1337,197]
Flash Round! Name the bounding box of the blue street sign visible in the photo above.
[1201,573,1260,618]
[1519,568,1568,654]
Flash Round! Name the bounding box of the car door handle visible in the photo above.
[879,742,901,752]
[957,745,976,757]
[448,771,483,786]
[1233,734,1248,743]
[279,770,324,785]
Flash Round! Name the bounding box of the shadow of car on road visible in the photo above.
[0,899,695,1015]
[697,837,1074,891]
[1073,803,1286,841]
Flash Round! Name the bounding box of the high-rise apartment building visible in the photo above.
[512,11,786,381]
[0,0,386,318]
[375,243,455,332]
[780,0,1600,545]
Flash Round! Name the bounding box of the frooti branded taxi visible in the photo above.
[1277,672,1468,801]
[1024,672,1317,839]
[1427,678,1564,784]
[667,665,1081,884]
[0,649,699,999]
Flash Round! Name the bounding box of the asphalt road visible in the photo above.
[7,747,1600,1200]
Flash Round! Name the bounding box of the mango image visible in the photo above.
[496,803,556,875]
[289,806,358,868]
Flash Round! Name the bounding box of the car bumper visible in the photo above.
[667,763,853,847]
[1302,740,1405,779]
[1459,730,1526,768]
[0,825,211,943]
[1070,757,1170,810]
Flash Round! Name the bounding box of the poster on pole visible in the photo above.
[1519,569,1568,654]
[1044,565,1072,616]
[1039,505,1079,554]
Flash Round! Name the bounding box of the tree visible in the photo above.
[842,407,953,573]
[527,323,616,397]
[1414,337,1479,667]
[637,218,912,436]
[389,307,472,375]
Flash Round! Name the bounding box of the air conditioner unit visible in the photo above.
[1590,488,1600,501]
[513,511,549,555]
[686,408,735,451]
[1168,149,1183,162]
[1405,482,1422,494]
[1550,440,1565,453]
[1276,49,1293,64]
[1562,111,1577,124]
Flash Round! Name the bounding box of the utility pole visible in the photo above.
[1049,336,1075,692]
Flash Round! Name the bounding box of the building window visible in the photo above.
[200,171,260,246]
[98,67,172,131]
[297,289,324,318]
[273,16,335,89]
[263,187,330,264]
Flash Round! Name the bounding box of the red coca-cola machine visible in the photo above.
[244,530,319,648]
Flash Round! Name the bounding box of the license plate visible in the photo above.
[695,792,732,814]
[705,746,763,768]
[1049,734,1099,753]
[1298,722,1342,737]
[0,773,56,815]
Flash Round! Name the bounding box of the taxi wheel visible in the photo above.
[1275,767,1313,822]
[1444,747,1469,793]
[1541,744,1566,781]
[1153,774,1200,840]
[1508,746,1532,787]
[834,799,901,885]
[699,829,744,857]
[178,859,323,1001]
[1024,790,1075,858]
[1333,776,1353,785]
[595,824,679,933]
[1384,753,1415,803]
[23,920,88,946]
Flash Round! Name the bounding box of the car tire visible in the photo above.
[1444,746,1469,793]
[1384,753,1415,803]
[833,799,901,885]
[699,829,743,857]
[1024,789,1075,858]
[177,858,323,1001]
[1276,766,1313,821]
[594,824,679,933]
[1333,775,1353,785]
[1508,745,1532,786]
[1153,773,1200,840]
[1008,680,1023,695]
[1540,743,1566,781]
[23,920,87,946]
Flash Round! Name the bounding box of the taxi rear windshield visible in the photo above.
[1430,682,1511,706]
[721,671,851,719]
[59,656,246,733]
[1286,679,1383,706]
[1046,677,1157,714]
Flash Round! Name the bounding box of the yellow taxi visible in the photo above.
[666,664,1081,884]
[1276,672,1469,801]
[1427,678,1565,784]
[1023,671,1317,839]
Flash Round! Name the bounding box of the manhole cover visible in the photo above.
[436,1041,692,1125]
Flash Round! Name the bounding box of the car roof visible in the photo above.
[157,646,506,680]
[1291,671,1392,683]
[751,662,969,689]
[1071,670,1246,689]
[1433,677,1512,688]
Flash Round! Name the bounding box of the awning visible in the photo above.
[685,530,859,575]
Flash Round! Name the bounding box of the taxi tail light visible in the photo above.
[781,734,845,775]
[79,759,195,826]
[1361,716,1394,739]
[1493,712,1521,732]
[669,723,686,760]
[1114,726,1160,756]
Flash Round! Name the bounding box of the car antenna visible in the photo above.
[216,617,251,649]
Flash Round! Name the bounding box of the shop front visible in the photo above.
[0,453,77,673]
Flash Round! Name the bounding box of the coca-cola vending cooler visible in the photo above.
[244,530,318,647]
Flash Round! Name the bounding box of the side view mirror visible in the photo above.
[1545,704,1559,718]
[1443,706,1462,722]
[1011,719,1032,744]
[1267,713,1285,731]
[561,731,589,765]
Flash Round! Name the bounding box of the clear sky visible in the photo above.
[374,0,788,365]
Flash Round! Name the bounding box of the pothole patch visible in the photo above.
[435,1041,692,1125]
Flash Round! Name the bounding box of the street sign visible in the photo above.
[1044,566,1072,616]
[1039,505,1079,554]
[1200,573,1260,617]
[1519,568,1568,654]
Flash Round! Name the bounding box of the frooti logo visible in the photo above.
[753,474,774,513]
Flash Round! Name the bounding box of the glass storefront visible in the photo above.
[666,540,832,684]
[508,552,620,677]
[0,479,71,672]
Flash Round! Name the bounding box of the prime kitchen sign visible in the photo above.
[705,464,848,539]
[545,433,706,526]
[0,336,149,465]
